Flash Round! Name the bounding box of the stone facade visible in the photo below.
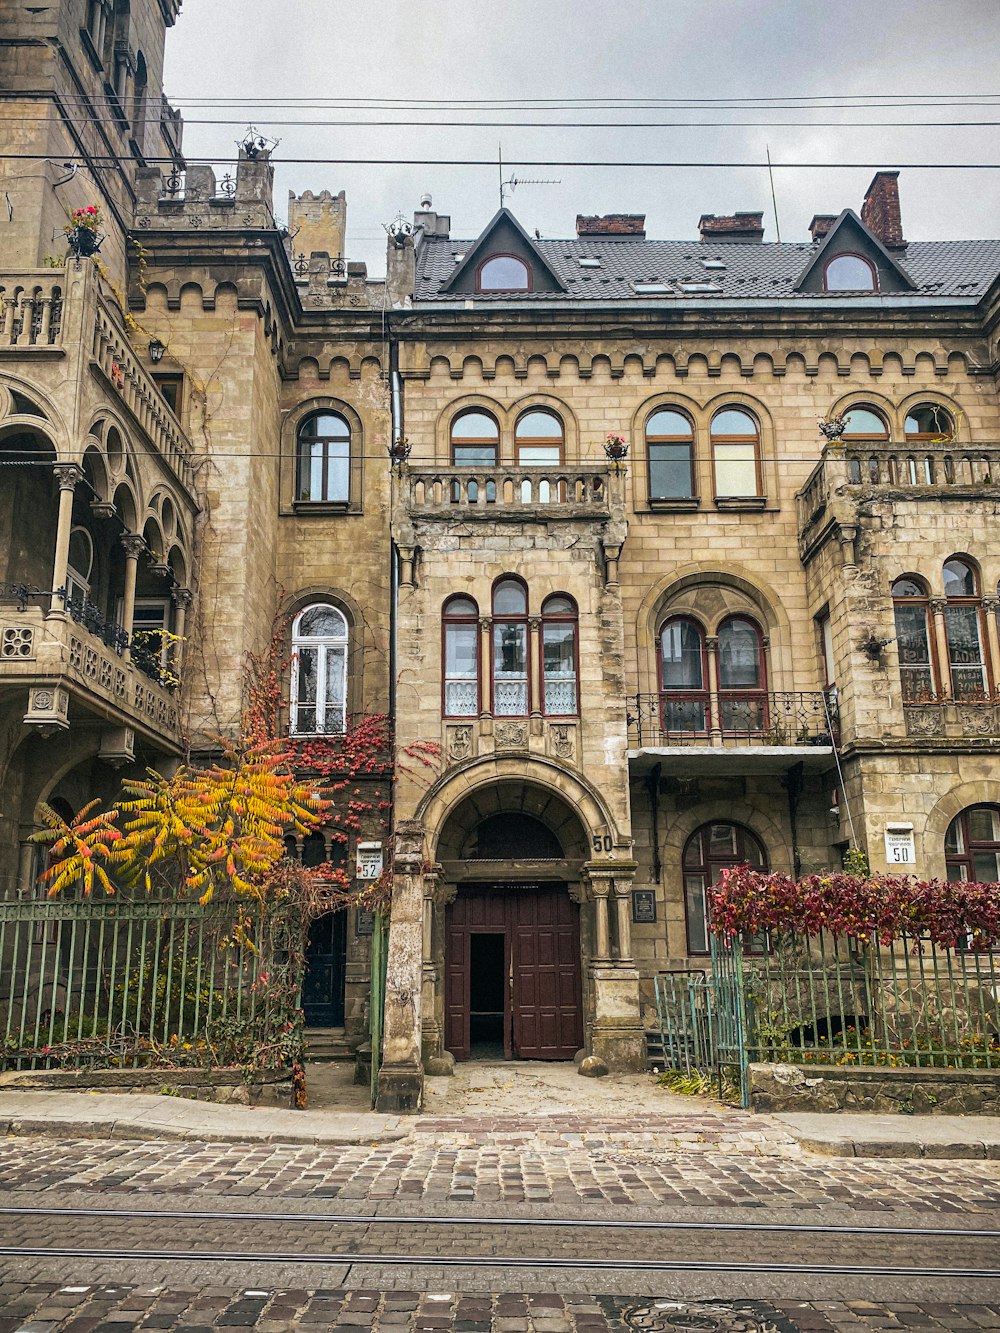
[2,3,1000,1112]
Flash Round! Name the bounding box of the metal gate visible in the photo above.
[653,937,749,1106]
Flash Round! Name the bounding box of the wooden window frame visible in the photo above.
[295,411,351,507]
[539,593,580,718]
[943,559,991,701]
[891,576,939,703]
[442,595,481,720]
[904,403,956,444]
[491,576,530,718]
[476,253,533,294]
[450,409,499,504]
[289,604,349,736]
[822,252,879,293]
[709,409,763,501]
[657,615,709,737]
[646,409,696,504]
[682,821,769,956]
[945,805,1000,885]
[716,614,769,734]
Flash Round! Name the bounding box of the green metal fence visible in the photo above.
[728,931,1000,1072]
[655,933,999,1108]
[0,890,296,1070]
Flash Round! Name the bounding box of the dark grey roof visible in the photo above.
[414,234,1000,303]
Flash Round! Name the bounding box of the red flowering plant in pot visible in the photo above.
[65,205,104,258]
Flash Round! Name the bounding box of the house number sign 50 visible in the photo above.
[591,833,615,853]
[884,824,916,866]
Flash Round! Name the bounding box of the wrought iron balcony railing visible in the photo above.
[627,690,838,749]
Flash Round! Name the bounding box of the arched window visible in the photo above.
[290,604,348,735]
[659,617,708,735]
[945,806,1000,883]
[647,408,695,501]
[842,407,889,441]
[710,409,761,498]
[296,411,350,504]
[515,409,564,502]
[492,577,529,716]
[66,527,94,605]
[443,595,480,718]
[891,576,936,702]
[541,594,579,716]
[823,254,877,292]
[905,404,955,443]
[683,822,768,954]
[451,410,499,503]
[943,558,988,700]
[477,255,531,292]
[718,616,767,733]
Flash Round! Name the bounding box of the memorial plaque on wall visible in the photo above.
[355,908,375,937]
[632,889,657,924]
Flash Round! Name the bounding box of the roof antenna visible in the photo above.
[499,142,560,208]
[766,144,781,242]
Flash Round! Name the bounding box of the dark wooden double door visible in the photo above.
[302,912,347,1026]
[445,883,583,1061]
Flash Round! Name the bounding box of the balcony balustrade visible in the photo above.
[628,690,837,751]
[0,275,64,350]
[799,442,1000,552]
[400,466,612,519]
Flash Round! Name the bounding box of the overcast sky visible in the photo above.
[163,0,1000,276]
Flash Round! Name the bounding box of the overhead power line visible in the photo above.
[3,152,1000,170]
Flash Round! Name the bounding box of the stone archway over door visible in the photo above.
[445,882,583,1061]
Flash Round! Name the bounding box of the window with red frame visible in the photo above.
[891,575,936,702]
[943,557,988,700]
[683,822,768,954]
[659,617,708,735]
[442,595,480,718]
[492,577,529,716]
[541,594,579,716]
[945,806,1000,884]
[717,616,767,733]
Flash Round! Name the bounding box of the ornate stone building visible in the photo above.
[3,2,1000,1110]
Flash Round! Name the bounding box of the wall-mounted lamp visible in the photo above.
[148,338,166,364]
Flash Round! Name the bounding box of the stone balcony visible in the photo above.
[0,607,182,755]
[1,264,196,496]
[398,466,613,521]
[798,442,1000,560]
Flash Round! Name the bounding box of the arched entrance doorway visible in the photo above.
[436,783,589,1062]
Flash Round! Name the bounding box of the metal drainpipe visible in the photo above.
[389,330,402,726]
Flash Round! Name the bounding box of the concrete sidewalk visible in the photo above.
[2,1086,1000,1158]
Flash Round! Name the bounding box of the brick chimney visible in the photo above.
[698,212,764,243]
[808,215,836,243]
[861,171,905,249]
[576,214,646,239]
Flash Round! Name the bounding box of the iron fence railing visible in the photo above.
[0,891,296,1070]
[628,690,837,748]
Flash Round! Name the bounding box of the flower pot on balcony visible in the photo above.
[66,226,102,258]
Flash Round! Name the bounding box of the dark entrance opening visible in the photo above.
[469,932,506,1058]
[300,833,347,1028]
[445,883,583,1061]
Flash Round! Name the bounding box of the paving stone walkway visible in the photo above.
[2,1284,1000,1333]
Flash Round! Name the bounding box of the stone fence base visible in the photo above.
[748,1062,1000,1115]
[0,1066,293,1106]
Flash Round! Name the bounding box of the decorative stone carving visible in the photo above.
[446,724,474,763]
[903,706,943,737]
[1,626,35,659]
[23,685,70,731]
[494,720,528,751]
[549,721,576,761]
[958,704,1000,736]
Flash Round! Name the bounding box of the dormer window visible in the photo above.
[823,253,878,292]
[477,255,531,293]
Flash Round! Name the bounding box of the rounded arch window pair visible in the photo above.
[290,603,349,735]
[891,558,987,703]
[647,407,760,501]
[842,403,955,442]
[296,411,350,504]
[659,615,767,736]
[683,821,768,954]
[451,408,564,503]
[442,579,578,719]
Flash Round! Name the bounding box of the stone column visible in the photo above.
[17,840,37,897]
[982,598,1000,692]
[705,635,722,744]
[584,861,645,1072]
[479,617,493,719]
[49,464,83,616]
[528,616,542,719]
[119,534,145,655]
[930,599,951,695]
[375,820,426,1113]
[171,585,193,671]
[590,875,611,963]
